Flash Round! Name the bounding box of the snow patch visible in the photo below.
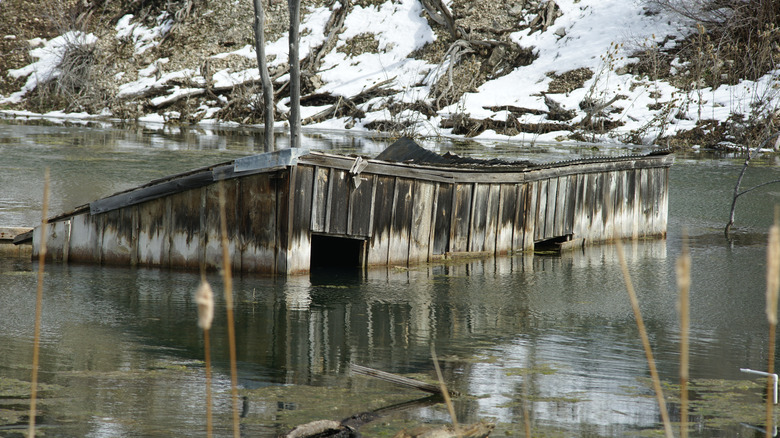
[2,31,97,104]
[116,13,173,55]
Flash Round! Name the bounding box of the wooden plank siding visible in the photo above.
[32,148,673,275]
[450,183,473,253]
[409,181,435,264]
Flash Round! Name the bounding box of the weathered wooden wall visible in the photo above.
[32,149,672,275]
[296,158,670,269]
[38,171,292,274]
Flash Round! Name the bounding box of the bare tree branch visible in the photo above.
[725,131,780,237]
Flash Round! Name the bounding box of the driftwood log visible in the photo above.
[350,363,459,396]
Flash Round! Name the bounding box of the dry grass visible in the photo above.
[195,279,214,437]
[677,236,691,438]
[616,241,674,438]
[218,182,240,438]
[765,216,780,435]
[28,169,50,438]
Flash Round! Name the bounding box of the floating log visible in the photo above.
[26,138,673,274]
[350,363,457,396]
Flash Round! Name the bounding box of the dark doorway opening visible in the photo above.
[533,234,576,253]
[310,234,364,269]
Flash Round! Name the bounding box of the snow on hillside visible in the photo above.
[2,0,778,147]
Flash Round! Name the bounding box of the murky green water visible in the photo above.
[2,118,780,437]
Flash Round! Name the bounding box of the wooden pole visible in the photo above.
[288,0,301,149]
[253,0,275,152]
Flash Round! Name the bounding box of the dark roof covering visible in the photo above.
[375,137,532,167]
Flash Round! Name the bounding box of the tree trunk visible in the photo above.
[288,0,302,149]
[253,0,275,152]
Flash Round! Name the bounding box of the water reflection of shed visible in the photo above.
[32,138,673,275]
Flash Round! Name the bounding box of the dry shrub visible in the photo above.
[547,68,594,94]
[214,83,272,125]
[644,0,779,86]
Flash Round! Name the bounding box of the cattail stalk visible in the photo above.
[195,279,214,437]
[28,168,49,438]
[431,345,459,432]
[765,218,780,437]
[218,182,240,437]
[616,242,674,438]
[677,237,691,438]
[522,364,532,438]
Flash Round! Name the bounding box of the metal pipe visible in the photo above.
[740,368,778,404]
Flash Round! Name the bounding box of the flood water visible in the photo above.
[2,118,780,437]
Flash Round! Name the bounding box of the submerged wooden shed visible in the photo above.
[31,139,673,275]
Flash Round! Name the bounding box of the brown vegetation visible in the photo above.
[1,0,777,148]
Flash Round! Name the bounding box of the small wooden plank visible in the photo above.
[579,173,592,241]
[545,177,558,240]
[564,174,577,236]
[484,184,500,253]
[409,180,435,264]
[327,169,350,235]
[534,179,548,242]
[511,184,526,250]
[427,182,440,260]
[469,183,490,252]
[639,167,651,238]
[554,176,568,238]
[311,166,329,233]
[324,167,335,233]
[349,173,374,237]
[602,171,616,240]
[626,169,639,238]
[389,178,414,265]
[571,173,585,239]
[657,167,670,235]
[367,175,395,265]
[449,183,473,252]
[589,172,604,242]
[275,170,292,275]
[650,166,666,235]
[523,181,537,250]
[617,170,630,239]
[289,165,314,273]
[432,183,453,255]
[497,184,518,254]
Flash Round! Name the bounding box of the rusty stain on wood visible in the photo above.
[28,138,674,275]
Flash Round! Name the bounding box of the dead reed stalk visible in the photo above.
[615,241,674,438]
[765,217,780,437]
[218,182,240,437]
[195,278,215,437]
[431,345,459,432]
[676,236,691,438]
[28,168,50,438]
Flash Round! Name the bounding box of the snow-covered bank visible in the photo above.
[1,0,778,148]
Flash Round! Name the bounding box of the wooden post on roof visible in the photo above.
[288,0,302,149]
[252,0,275,152]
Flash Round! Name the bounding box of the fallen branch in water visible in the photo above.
[350,363,459,396]
[725,131,780,238]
